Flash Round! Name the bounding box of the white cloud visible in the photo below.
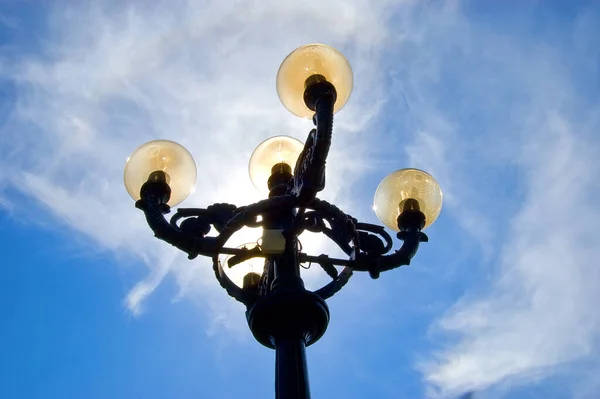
[424,111,600,397]
[382,3,600,398]
[2,1,599,397]
[0,0,400,319]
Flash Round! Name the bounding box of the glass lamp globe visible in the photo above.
[124,140,197,207]
[276,43,353,119]
[248,136,304,193]
[373,168,443,231]
[221,243,264,288]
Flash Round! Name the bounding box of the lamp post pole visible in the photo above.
[124,43,443,398]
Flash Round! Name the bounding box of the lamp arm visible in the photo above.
[135,180,240,259]
[135,198,206,258]
[314,266,353,300]
[290,81,336,202]
[355,229,428,279]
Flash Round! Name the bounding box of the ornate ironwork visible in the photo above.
[136,186,426,302]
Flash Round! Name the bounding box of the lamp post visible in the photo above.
[124,43,442,399]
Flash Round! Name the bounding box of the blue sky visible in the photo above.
[1,1,599,398]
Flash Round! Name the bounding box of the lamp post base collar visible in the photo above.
[246,289,330,349]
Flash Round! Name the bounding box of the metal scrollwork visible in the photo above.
[138,186,427,305]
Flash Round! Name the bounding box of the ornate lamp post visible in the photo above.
[124,44,442,399]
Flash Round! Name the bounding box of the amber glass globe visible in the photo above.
[124,140,197,207]
[248,136,304,193]
[373,168,442,231]
[276,43,353,118]
[221,243,264,288]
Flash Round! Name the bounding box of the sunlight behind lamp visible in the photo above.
[276,43,353,118]
[373,168,442,231]
[124,139,197,206]
[221,243,265,289]
[248,136,304,193]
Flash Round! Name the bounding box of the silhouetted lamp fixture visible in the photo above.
[249,135,305,193]
[125,43,442,399]
[276,43,354,118]
[222,243,265,289]
[373,168,443,231]
[124,139,197,207]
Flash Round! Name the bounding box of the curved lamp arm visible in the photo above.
[314,266,353,300]
[135,199,201,258]
[289,79,337,202]
[134,180,226,259]
[370,229,428,278]
[352,211,429,279]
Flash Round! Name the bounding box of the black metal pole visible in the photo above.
[275,335,311,399]
[270,239,311,399]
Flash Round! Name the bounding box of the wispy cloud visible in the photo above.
[380,3,600,398]
[424,111,600,397]
[2,1,599,397]
[0,0,399,318]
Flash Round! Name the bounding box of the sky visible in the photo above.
[0,0,599,398]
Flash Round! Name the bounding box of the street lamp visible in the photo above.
[124,43,442,399]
